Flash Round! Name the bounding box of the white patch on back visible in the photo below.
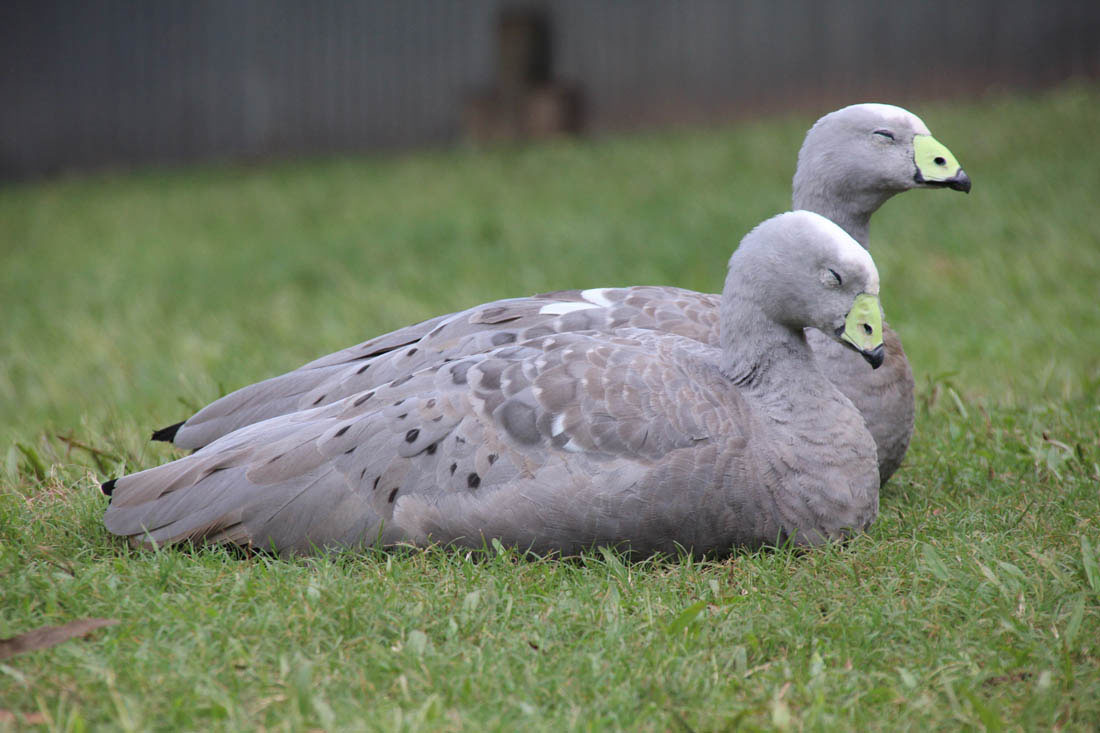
[581,288,616,307]
[562,439,584,453]
[551,413,566,437]
[539,301,601,316]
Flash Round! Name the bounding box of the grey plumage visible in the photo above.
[155,103,968,487]
[789,103,969,481]
[105,211,883,556]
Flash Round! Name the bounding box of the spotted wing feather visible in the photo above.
[167,288,722,450]
[108,329,760,555]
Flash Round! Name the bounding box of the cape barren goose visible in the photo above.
[105,211,888,556]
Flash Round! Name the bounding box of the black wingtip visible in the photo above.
[151,420,185,443]
[101,478,117,497]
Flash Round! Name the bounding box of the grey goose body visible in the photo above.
[104,211,885,556]
[153,103,969,487]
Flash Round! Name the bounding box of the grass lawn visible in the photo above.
[1,83,1098,730]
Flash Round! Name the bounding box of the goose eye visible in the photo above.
[828,268,842,285]
[873,130,895,140]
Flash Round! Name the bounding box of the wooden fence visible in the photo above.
[2,0,1097,178]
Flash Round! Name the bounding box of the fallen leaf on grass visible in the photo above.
[982,671,1033,687]
[0,618,119,660]
[0,710,47,725]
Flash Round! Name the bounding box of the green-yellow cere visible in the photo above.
[841,293,883,352]
[913,134,963,181]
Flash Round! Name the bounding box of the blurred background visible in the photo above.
[3,0,1099,179]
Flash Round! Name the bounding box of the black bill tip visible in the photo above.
[914,168,972,194]
[947,169,972,193]
[862,344,886,370]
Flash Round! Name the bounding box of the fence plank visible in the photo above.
[1,0,1097,178]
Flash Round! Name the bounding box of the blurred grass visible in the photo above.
[1,83,1099,730]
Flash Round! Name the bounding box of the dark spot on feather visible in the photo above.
[425,442,437,455]
[312,394,326,406]
[335,425,350,437]
[476,307,522,325]
[198,466,227,483]
[467,473,481,489]
[496,399,539,445]
[426,398,436,408]
[407,348,418,356]
[478,363,503,391]
[455,436,466,445]
[344,447,355,455]
[360,468,367,480]
[397,413,407,420]
[267,454,283,465]
[391,375,412,388]
[450,463,457,475]
[388,487,399,503]
[405,428,420,443]
[353,391,375,407]
[356,362,371,374]
[451,361,472,385]
[492,331,517,346]
[394,399,405,406]
[524,325,554,338]
[488,453,498,465]
[373,476,380,490]
[362,339,418,359]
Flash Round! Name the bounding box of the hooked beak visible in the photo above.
[861,343,886,369]
[836,293,885,370]
[943,169,972,193]
[913,134,972,193]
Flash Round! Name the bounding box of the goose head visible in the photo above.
[728,211,885,369]
[792,104,970,244]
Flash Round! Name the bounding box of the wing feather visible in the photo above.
[107,327,757,554]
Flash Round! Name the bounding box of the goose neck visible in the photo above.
[792,182,883,250]
[718,293,821,398]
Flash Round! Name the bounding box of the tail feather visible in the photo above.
[151,421,185,443]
